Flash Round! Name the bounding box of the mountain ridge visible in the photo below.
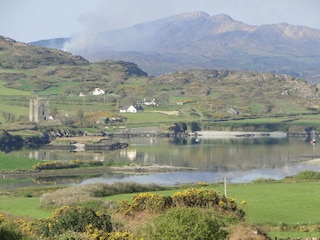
[1,34,320,121]
[26,12,320,82]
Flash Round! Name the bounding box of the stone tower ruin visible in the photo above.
[29,97,49,122]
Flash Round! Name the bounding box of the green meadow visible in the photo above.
[1,178,320,238]
[0,153,40,171]
[0,80,30,96]
[101,181,320,226]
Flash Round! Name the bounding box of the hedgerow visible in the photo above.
[90,182,168,197]
[33,159,103,170]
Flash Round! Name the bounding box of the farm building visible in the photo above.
[120,105,144,113]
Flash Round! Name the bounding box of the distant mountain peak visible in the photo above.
[170,11,209,20]
[211,14,233,21]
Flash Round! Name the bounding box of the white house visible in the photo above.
[120,105,144,113]
[92,88,105,95]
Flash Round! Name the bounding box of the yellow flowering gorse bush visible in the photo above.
[118,187,244,219]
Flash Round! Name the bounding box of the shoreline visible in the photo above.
[192,131,288,139]
[301,158,320,166]
[0,164,197,180]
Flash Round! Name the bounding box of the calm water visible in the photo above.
[8,134,320,186]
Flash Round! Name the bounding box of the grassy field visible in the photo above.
[1,175,311,227]
[102,181,320,225]
[0,196,50,219]
[1,180,320,238]
[0,80,30,96]
[0,153,40,171]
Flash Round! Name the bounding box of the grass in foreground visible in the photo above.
[1,171,320,238]
[1,172,320,226]
[102,180,320,226]
[0,195,50,219]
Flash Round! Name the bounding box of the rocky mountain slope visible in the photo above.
[31,12,320,82]
[0,36,89,69]
[0,36,147,93]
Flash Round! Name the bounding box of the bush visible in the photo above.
[91,182,168,197]
[118,193,172,215]
[0,214,25,240]
[33,159,103,170]
[37,206,112,238]
[292,171,320,181]
[140,208,228,240]
[172,188,244,219]
[117,188,245,220]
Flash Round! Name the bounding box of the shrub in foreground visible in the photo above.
[140,207,228,240]
[37,206,112,238]
[292,170,320,181]
[0,214,26,240]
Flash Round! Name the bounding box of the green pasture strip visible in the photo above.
[0,104,28,118]
[0,80,30,96]
[0,195,50,219]
[49,103,107,115]
[276,101,305,114]
[104,181,320,226]
[0,178,31,186]
[288,119,320,127]
[211,116,320,129]
[0,153,39,171]
[227,117,287,124]
[249,102,265,114]
[213,182,320,225]
[212,114,320,131]
[121,111,198,126]
[8,130,41,137]
[122,112,188,124]
[39,81,80,95]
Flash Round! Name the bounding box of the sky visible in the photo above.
[1,0,320,43]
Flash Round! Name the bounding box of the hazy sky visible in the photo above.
[1,0,320,43]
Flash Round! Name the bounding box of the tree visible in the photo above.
[1,111,15,122]
[75,109,85,127]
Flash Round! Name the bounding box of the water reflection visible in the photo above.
[7,136,320,186]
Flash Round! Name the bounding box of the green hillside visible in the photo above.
[0,35,320,131]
